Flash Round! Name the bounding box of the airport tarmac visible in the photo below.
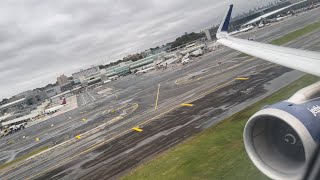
[0,9,319,180]
[77,91,96,106]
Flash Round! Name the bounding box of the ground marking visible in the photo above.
[132,127,143,132]
[155,84,161,110]
[236,77,249,80]
[181,103,194,107]
[81,93,86,105]
[87,91,96,101]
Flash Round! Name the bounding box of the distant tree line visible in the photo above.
[170,32,205,49]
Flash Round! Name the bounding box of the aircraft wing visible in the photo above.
[216,5,320,77]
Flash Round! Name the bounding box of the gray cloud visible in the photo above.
[0,0,276,99]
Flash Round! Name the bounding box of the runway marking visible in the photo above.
[236,77,249,80]
[181,103,194,107]
[175,59,253,85]
[155,84,161,110]
[132,127,143,132]
[81,93,86,105]
[136,81,233,129]
[87,91,96,101]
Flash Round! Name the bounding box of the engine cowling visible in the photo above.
[244,99,320,180]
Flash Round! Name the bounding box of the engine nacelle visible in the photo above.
[244,98,320,180]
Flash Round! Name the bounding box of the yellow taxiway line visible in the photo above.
[132,127,143,132]
[236,77,249,80]
[181,103,194,107]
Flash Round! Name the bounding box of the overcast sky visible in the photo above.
[0,0,276,99]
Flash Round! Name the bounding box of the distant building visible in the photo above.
[72,66,100,85]
[57,74,73,92]
[57,74,69,86]
[44,85,61,98]
[0,89,47,115]
[204,29,212,41]
[0,98,26,115]
[60,83,73,92]
[71,66,105,87]
[119,61,133,67]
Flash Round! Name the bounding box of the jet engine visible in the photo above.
[243,82,320,180]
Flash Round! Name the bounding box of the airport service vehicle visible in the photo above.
[0,119,27,136]
[217,5,320,180]
[258,23,265,28]
[181,58,190,65]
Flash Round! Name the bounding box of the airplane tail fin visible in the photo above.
[216,4,233,39]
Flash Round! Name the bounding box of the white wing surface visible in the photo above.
[217,5,320,77]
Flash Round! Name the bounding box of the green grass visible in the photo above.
[0,146,49,171]
[271,22,320,45]
[122,74,320,180]
[236,21,320,58]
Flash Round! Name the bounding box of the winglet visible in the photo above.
[217,4,233,39]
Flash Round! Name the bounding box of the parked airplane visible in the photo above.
[217,5,320,180]
[239,25,254,33]
[44,105,64,114]
[181,53,190,65]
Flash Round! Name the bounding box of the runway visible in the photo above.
[0,8,319,180]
